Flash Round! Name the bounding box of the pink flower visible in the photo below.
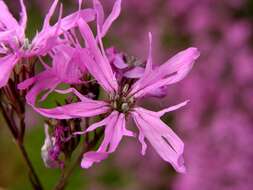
[0,0,95,88]
[77,15,199,172]
[25,0,199,173]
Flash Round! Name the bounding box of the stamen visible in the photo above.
[122,84,129,94]
[121,103,129,113]
[23,38,30,50]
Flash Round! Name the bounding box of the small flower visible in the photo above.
[41,124,64,168]
[41,119,81,168]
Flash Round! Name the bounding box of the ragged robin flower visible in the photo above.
[22,0,200,173]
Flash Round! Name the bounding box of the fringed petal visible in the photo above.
[132,107,186,173]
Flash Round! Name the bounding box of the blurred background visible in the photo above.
[1,0,253,189]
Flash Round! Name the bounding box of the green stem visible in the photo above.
[0,101,43,190]
[53,151,83,190]
[18,142,44,190]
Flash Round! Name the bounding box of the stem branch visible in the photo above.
[53,119,104,190]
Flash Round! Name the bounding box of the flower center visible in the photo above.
[110,84,135,113]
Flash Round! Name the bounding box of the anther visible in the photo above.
[23,38,30,50]
[121,103,129,112]
[122,84,129,94]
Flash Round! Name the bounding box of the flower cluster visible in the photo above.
[0,0,199,173]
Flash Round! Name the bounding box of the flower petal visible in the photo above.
[52,45,84,83]
[156,100,189,117]
[129,47,200,98]
[19,0,27,31]
[19,45,85,106]
[0,55,18,88]
[81,111,134,168]
[18,70,61,105]
[42,0,59,30]
[113,55,128,69]
[0,0,19,29]
[132,107,186,173]
[78,19,118,93]
[101,0,121,37]
[144,32,153,74]
[81,151,108,169]
[93,0,105,28]
[123,66,145,79]
[31,2,95,56]
[34,100,110,120]
[138,131,147,155]
[54,9,95,32]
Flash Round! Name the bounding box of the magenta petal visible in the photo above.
[0,1,19,29]
[53,9,95,32]
[145,86,168,98]
[19,45,85,106]
[0,55,18,88]
[93,0,105,28]
[31,3,95,57]
[19,70,60,105]
[130,47,200,98]
[101,0,121,37]
[34,100,110,120]
[144,32,153,74]
[138,132,147,155]
[123,66,145,79]
[85,116,110,132]
[0,30,17,42]
[81,111,134,168]
[132,107,186,173]
[19,0,27,31]
[78,19,118,92]
[18,77,35,90]
[42,0,59,30]
[156,100,189,117]
[159,47,200,83]
[113,55,128,69]
[92,0,121,37]
[52,45,84,83]
[81,151,108,169]
[95,111,126,153]
[79,49,117,93]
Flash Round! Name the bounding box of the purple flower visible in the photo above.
[24,0,199,173]
[0,0,95,88]
[77,16,198,172]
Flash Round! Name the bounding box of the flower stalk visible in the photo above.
[0,100,43,190]
[53,119,104,190]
